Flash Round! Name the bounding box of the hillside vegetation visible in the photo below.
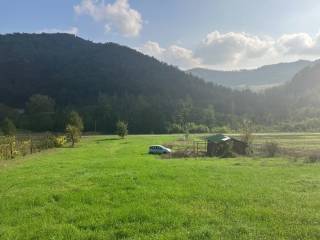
[0,33,258,133]
[1,33,320,133]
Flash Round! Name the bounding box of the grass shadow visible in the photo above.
[95,138,120,143]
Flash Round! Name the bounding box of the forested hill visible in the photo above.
[0,33,259,133]
[188,60,311,91]
[0,33,216,107]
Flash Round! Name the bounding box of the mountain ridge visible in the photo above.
[187,60,312,91]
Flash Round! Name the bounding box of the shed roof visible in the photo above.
[206,134,231,143]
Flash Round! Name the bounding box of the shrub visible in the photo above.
[53,136,67,148]
[211,126,230,134]
[217,142,234,158]
[188,123,210,133]
[262,141,280,157]
[167,123,184,133]
[1,136,18,159]
[19,140,31,156]
[167,122,210,134]
[44,133,56,149]
[305,152,320,163]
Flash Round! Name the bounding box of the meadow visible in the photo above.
[0,134,319,239]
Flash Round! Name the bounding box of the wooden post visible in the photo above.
[193,142,195,155]
[30,136,33,154]
[197,142,199,156]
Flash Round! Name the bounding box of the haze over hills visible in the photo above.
[187,60,312,91]
[271,59,320,107]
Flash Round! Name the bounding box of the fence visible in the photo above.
[0,133,61,160]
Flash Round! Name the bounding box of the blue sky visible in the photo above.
[2,0,320,69]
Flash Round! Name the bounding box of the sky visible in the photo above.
[2,0,320,70]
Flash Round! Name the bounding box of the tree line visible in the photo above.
[0,94,215,134]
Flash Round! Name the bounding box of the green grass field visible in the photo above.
[0,134,319,239]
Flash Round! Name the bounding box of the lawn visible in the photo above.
[0,135,319,239]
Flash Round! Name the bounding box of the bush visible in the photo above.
[217,142,234,158]
[53,136,67,148]
[167,122,210,134]
[0,136,18,159]
[167,123,184,133]
[19,140,31,156]
[305,152,320,163]
[262,141,280,157]
[187,123,210,133]
[211,126,230,134]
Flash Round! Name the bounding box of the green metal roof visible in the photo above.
[206,134,231,143]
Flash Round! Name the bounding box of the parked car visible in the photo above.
[149,145,172,154]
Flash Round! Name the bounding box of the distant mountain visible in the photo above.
[187,60,312,91]
[258,60,320,127]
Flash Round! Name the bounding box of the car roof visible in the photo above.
[150,145,165,148]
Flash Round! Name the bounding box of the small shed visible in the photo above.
[206,134,248,156]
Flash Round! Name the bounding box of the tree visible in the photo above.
[0,104,19,123]
[26,94,56,131]
[116,120,128,138]
[67,111,84,131]
[240,119,255,153]
[65,124,81,147]
[1,118,16,136]
[26,94,55,114]
[65,111,84,147]
[175,98,193,127]
[202,105,216,128]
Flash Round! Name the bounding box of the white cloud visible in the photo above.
[138,41,201,69]
[138,41,165,58]
[195,31,274,65]
[165,45,201,69]
[139,31,320,70]
[37,27,79,35]
[276,33,320,55]
[74,0,142,37]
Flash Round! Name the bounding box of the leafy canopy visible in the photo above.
[1,118,16,136]
[116,121,128,138]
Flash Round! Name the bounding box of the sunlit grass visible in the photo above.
[0,135,319,239]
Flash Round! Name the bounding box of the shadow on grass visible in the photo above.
[60,146,80,149]
[95,138,121,143]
